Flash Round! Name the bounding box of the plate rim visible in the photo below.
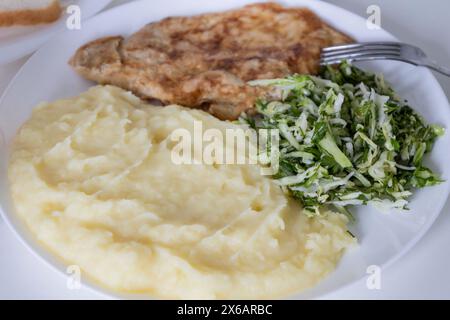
[0,0,114,65]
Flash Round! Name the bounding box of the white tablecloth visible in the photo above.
[1,0,449,299]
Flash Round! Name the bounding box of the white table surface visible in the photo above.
[1,0,449,299]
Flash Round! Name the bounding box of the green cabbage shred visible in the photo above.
[241,61,444,219]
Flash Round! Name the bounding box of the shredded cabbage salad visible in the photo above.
[241,61,444,219]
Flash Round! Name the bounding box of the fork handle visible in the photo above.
[421,59,450,77]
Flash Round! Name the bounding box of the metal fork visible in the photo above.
[320,42,450,77]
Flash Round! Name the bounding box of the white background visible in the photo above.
[0,0,449,299]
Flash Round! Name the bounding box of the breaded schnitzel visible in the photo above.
[70,2,352,120]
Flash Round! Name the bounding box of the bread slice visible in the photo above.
[0,0,61,26]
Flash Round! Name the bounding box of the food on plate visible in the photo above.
[0,0,61,26]
[241,61,444,217]
[6,0,442,300]
[69,2,352,120]
[8,85,355,299]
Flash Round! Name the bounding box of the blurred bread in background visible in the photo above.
[0,0,61,26]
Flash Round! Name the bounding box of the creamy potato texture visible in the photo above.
[9,86,354,299]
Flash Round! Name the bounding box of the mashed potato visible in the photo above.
[9,86,354,299]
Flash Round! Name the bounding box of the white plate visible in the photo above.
[0,0,113,65]
[0,0,449,299]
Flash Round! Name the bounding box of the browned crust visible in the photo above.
[69,2,354,120]
[0,1,61,27]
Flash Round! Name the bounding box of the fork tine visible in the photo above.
[322,42,402,53]
[321,48,401,59]
[321,49,401,61]
[320,54,410,66]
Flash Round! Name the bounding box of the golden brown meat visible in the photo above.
[70,2,352,120]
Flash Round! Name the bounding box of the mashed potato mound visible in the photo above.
[9,86,354,299]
